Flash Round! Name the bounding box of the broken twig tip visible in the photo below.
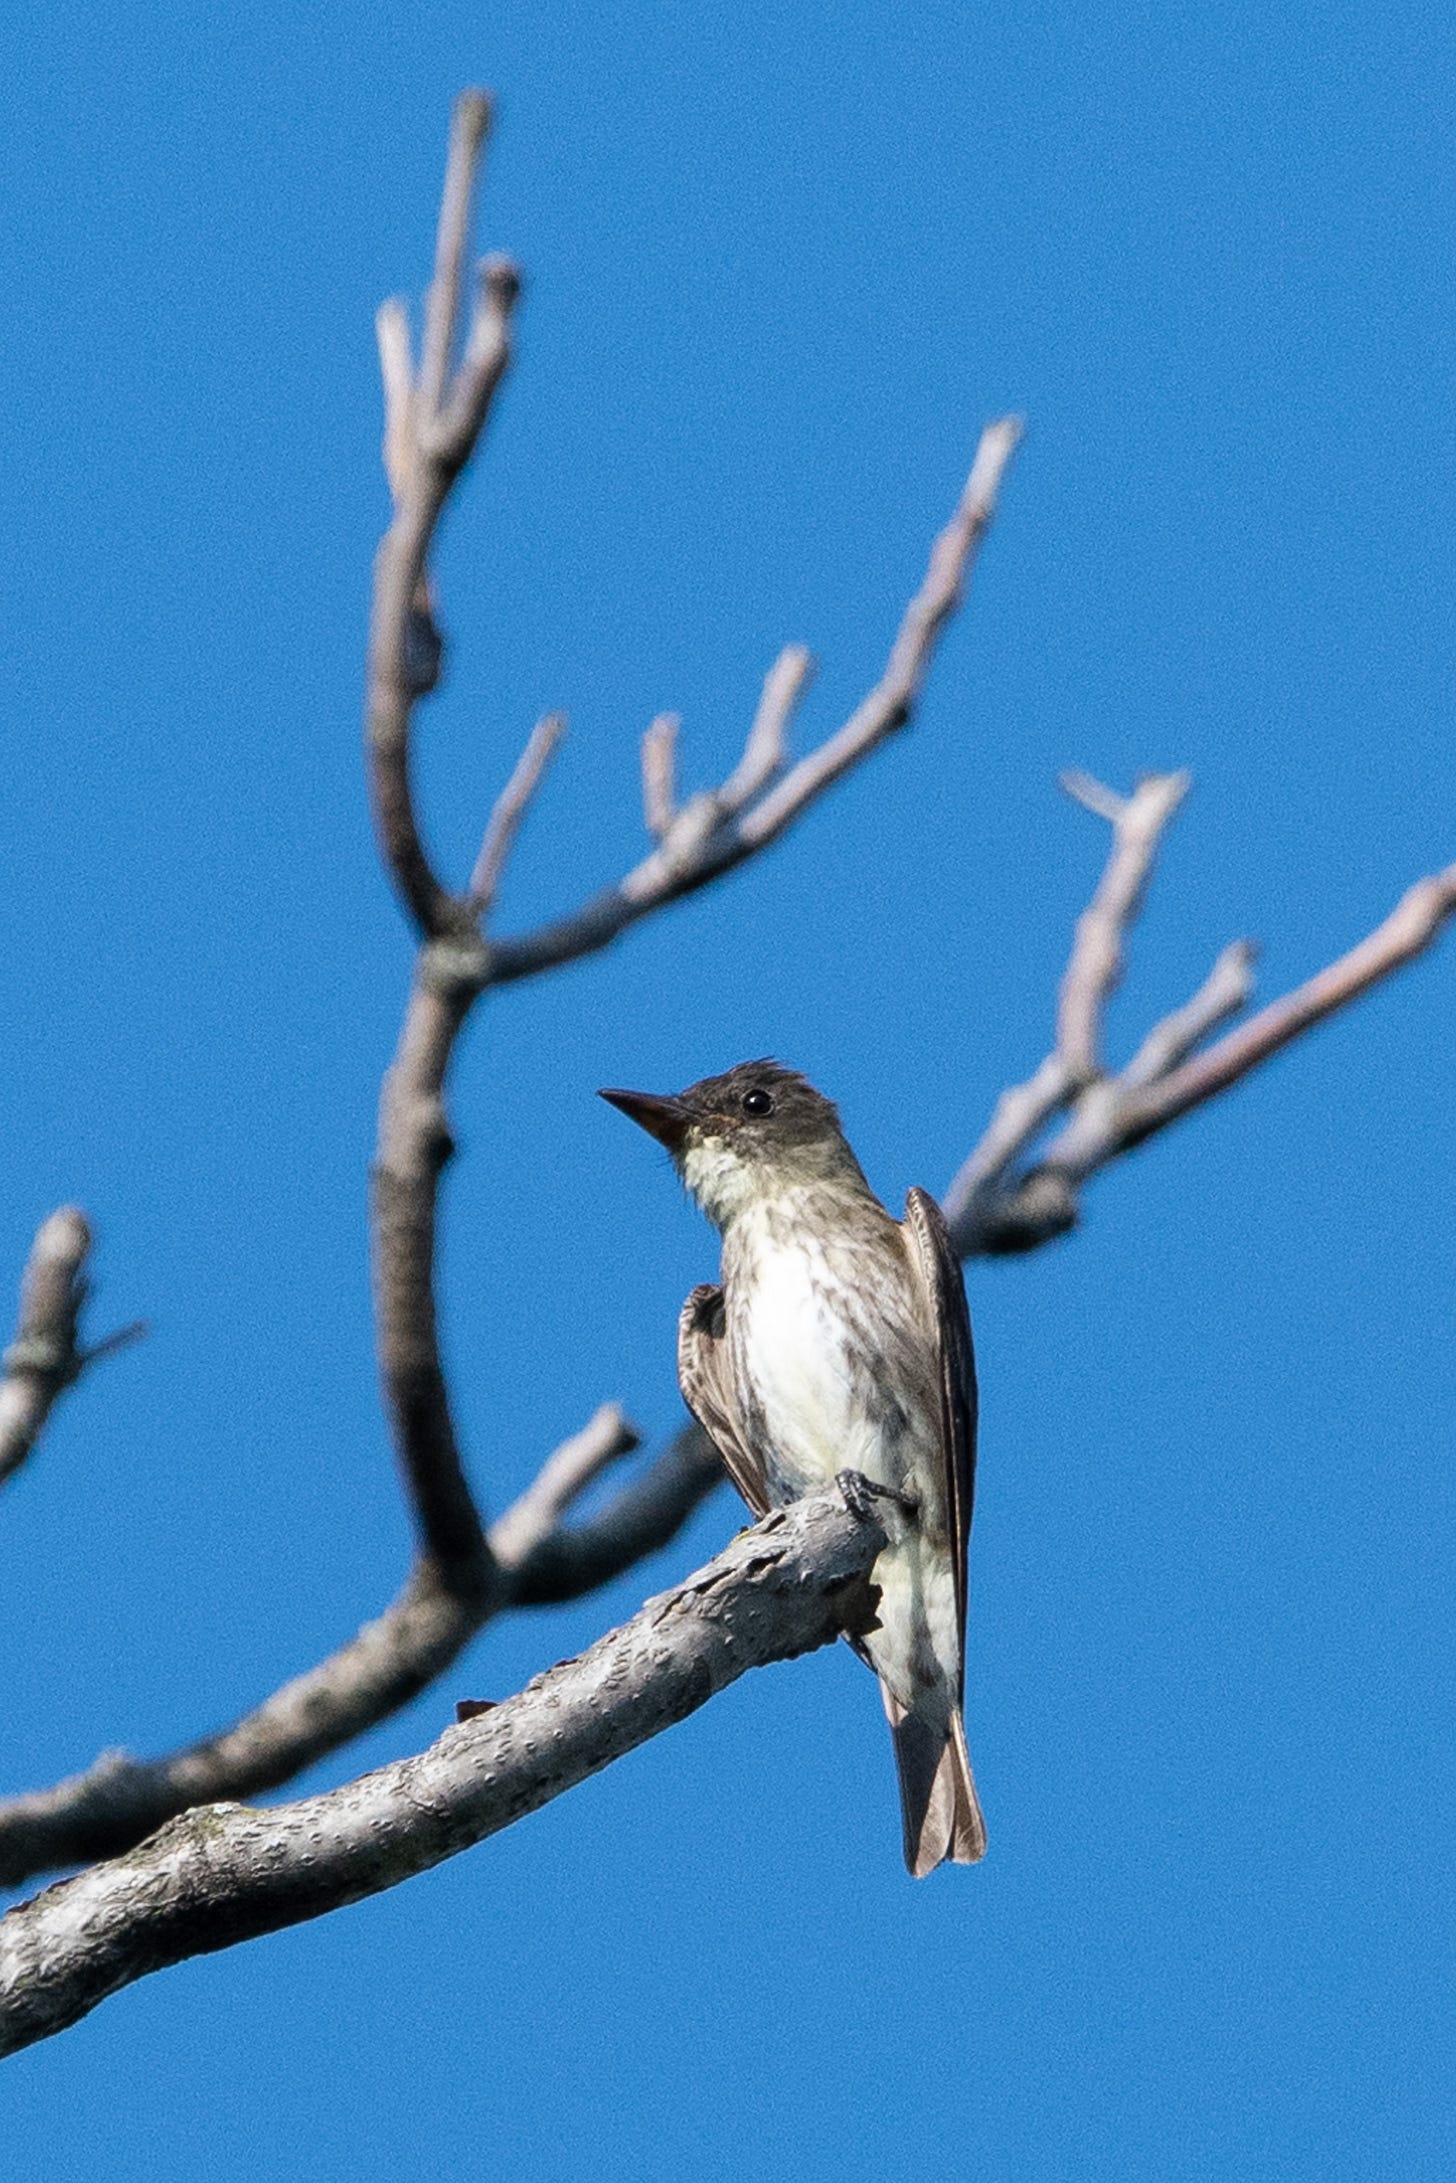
[455,89,493,147]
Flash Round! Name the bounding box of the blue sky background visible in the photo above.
[2,3,1453,2175]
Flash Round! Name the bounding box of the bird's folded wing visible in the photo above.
[677,1283,771,1519]
[902,1187,978,1663]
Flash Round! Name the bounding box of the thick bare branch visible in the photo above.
[484,418,1023,985]
[0,87,532,1866]
[372,967,495,1580]
[0,1484,885,2057]
[0,1211,142,1491]
[0,1559,480,1887]
[0,96,727,1896]
[0,1414,723,1889]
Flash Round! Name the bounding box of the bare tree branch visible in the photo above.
[0,1211,142,1491]
[946,780,1456,1255]
[640,714,680,840]
[418,90,491,423]
[431,256,521,469]
[739,420,1023,848]
[1073,862,1456,1154]
[0,1484,886,2058]
[719,644,814,813]
[484,416,1023,985]
[1055,771,1190,1077]
[374,298,415,505]
[468,713,566,914]
[12,66,1451,1974]
[0,1418,725,1889]
[1119,939,1258,1089]
[0,95,726,1893]
[945,773,1190,1219]
[497,1422,725,1608]
[366,95,520,941]
[488,1401,641,1568]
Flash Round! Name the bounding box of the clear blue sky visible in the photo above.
[3,3,1453,2176]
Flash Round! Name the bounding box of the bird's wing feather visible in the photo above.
[901,1186,978,1667]
[677,1283,771,1519]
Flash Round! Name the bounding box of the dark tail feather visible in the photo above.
[883,1688,987,1876]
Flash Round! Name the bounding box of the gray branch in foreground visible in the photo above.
[0,1420,725,1890]
[947,775,1456,1256]
[0,1484,885,2058]
[0,1210,142,1491]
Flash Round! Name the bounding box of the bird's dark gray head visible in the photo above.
[600,1060,868,1227]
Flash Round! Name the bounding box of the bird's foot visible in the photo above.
[835,1470,918,1528]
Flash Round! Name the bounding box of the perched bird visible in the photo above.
[600,1060,985,1874]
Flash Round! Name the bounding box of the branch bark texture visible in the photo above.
[0,1421,722,1888]
[0,1486,885,2058]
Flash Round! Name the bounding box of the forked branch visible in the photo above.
[947,778,1456,1255]
[0,1483,887,2057]
[0,1413,723,1889]
[485,420,1023,985]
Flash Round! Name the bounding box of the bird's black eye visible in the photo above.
[741,1087,774,1117]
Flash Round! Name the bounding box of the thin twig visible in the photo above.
[486,418,1023,984]
[365,103,519,941]
[945,1053,1079,1215]
[488,1401,640,1570]
[1055,772,1190,1077]
[1103,863,1456,1149]
[418,90,492,421]
[499,1422,726,1608]
[640,714,680,839]
[468,713,566,911]
[375,299,415,506]
[1121,939,1258,1089]
[0,1212,141,1491]
[947,827,1456,1255]
[944,769,1189,1218]
[720,644,814,812]
[431,256,521,467]
[736,418,1024,853]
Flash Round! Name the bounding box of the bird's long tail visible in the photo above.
[882,1687,986,1876]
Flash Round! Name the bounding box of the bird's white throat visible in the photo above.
[680,1134,771,1227]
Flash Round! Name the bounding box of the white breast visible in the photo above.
[737,1226,885,1488]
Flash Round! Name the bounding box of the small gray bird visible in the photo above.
[601,1060,985,1874]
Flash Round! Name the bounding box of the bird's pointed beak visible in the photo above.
[599,1087,691,1153]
